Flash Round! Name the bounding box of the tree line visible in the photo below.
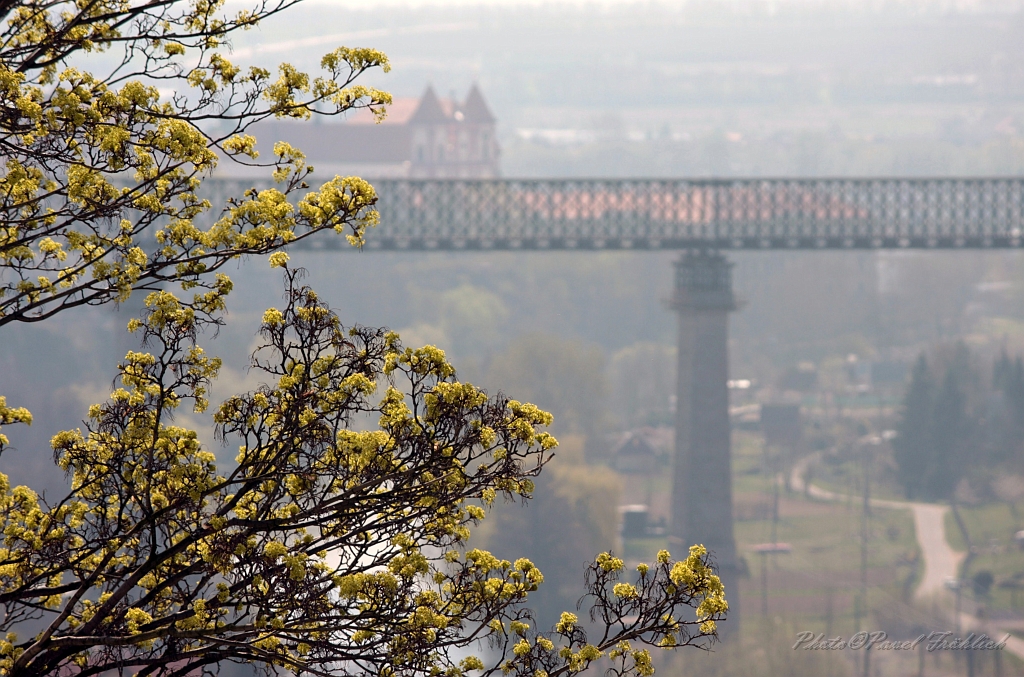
[894,343,1024,502]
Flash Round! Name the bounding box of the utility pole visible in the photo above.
[760,550,768,619]
[825,585,835,677]
[751,543,791,622]
[861,440,870,603]
[771,466,780,547]
[954,578,962,636]
[860,438,876,677]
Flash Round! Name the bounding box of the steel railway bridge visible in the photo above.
[213,176,1024,636]
[240,176,1024,251]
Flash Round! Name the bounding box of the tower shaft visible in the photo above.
[670,250,739,636]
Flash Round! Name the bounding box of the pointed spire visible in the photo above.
[410,85,449,124]
[461,84,495,123]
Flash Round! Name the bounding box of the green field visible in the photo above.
[944,501,1024,614]
[625,431,1024,676]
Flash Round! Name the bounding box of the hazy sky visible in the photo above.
[309,0,682,6]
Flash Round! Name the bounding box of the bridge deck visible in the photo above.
[205,178,1024,251]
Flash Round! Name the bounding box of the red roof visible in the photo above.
[246,119,411,163]
[339,85,493,126]
[345,97,421,125]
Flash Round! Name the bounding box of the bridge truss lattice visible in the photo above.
[199,177,1024,252]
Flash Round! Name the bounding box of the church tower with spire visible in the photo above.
[409,84,500,178]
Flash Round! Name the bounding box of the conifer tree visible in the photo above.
[924,369,971,500]
[893,355,935,500]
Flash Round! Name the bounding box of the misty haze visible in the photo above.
[4,1,1024,676]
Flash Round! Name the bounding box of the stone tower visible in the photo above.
[669,250,739,637]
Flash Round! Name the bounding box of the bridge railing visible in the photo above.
[198,177,1024,251]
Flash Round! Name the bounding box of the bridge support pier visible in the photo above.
[669,250,739,638]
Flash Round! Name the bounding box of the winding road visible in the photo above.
[788,454,1024,659]
[788,454,964,601]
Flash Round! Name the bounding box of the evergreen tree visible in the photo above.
[993,351,1024,467]
[893,355,935,500]
[895,349,977,501]
[925,368,971,500]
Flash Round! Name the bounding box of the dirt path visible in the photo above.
[911,503,967,600]
[788,453,965,600]
[787,455,1024,659]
